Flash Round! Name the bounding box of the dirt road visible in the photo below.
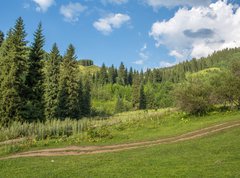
[1,120,240,160]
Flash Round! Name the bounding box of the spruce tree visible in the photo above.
[115,97,125,113]
[81,78,91,116]
[108,65,115,84]
[128,67,133,85]
[139,83,146,110]
[58,44,80,119]
[132,73,140,109]
[44,43,62,119]
[0,17,28,124]
[0,31,4,47]
[99,63,108,85]
[117,62,126,85]
[25,23,45,121]
[124,68,128,85]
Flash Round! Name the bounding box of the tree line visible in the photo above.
[92,47,240,86]
[88,47,240,114]
[0,17,91,126]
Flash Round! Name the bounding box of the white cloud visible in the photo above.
[93,13,130,35]
[169,50,184,59]
[33,0,55,12]
[23,3,30,9]
[141,43,147,51]
[133,43,149,65]
[150,1,240,62]
[159,61,175,68]
[145,0,212,9]
[102,0,128,5]
[133,59,145,65]
[60,2,87,23]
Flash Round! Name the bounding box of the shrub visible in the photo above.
[173,72,213,115]
[87,126,112,140]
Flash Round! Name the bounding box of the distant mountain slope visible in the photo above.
[79,65,100,75]
[147,47,240,83]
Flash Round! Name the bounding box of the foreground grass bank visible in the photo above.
[0,109,240,157]
[0,126,239,177]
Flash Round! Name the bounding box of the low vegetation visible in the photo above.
[0,109,239,157]
[0,124,239,177]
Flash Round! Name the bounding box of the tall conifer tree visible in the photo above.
[44,43,62,119]
[0,31,4,47]
[81,78,91,116]
[25,23,45,121]
[117,62,126,85]
[108,65,115,84]
[132,73,140,109]
[58,44,80,119]
[99,63,108,85]
[0,17,28,124]
[139,83,146,110]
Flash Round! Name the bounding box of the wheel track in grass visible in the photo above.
[0,120,240,160]
[0,138,25,146]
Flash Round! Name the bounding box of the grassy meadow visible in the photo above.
[0,124,239,178]
[0,109,240,157]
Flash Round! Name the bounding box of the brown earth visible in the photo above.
[0,138,25,146]
[1,120,240,160]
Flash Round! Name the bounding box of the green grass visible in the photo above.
[79,65,100,75]
[0,126,239,178]
[0,109,240,157]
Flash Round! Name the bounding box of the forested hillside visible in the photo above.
[0,17,240,126]
[91,47,240,114]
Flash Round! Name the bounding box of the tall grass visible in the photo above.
[0,109,174,142]
[0,118,91,141]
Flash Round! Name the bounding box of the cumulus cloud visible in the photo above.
[159,61,175,68]
[149,1,240,64]
[145,0,212,9]
[33,0,55,12]
[93,13,130,35]
[133,44,149,65]
[169,50,184,59]
[102,0,128,5]
[60,2,87,23]
[23,3,30,9]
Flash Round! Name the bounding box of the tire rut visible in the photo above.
[1,120,240,160]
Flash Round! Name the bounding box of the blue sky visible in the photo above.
[1,0,240,69]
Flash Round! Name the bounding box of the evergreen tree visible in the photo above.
[25,23,45,121]
[99,63,108,85]
[108,65,115,84]
[115,97,125,113]
[139,83,146,110]
[0,31,4,47]
[128,67,133,85]
[0,17,28,124]
[114,68,118,82]
[77,79,84,117]
[132,73,140,109]
[58,44,80,119]
[140,69,144,83]
[124,68,128,85]
[44,43,62,119]
[81,78,91,116]
[117,62,126,85]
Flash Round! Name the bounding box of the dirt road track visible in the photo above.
[1,120,240,160]
[0,138,25,146]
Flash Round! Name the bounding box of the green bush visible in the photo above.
[87,126,113,140]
